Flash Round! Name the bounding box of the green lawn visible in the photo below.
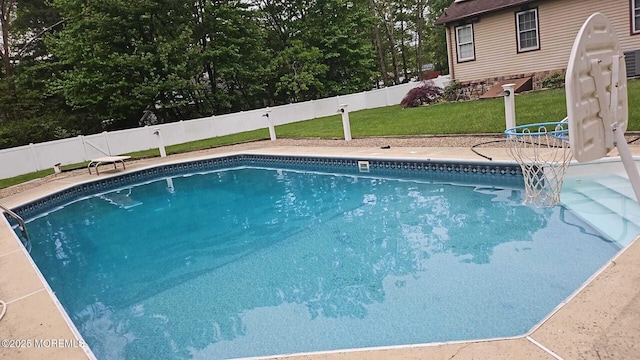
[2,79,639,189]
[126,129,271,158]
[277,79,640,137]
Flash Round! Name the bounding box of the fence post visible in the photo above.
[180,120,187,143]
[78,135,90,161]
[502,84,516,129]
[153,128,167,157]
[240,111,247,132]
[102,131,112,155]
[339,104,352,141]
[264,108,276,141]
[28,143,41,171]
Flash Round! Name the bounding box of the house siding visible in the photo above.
[448,0,640,89]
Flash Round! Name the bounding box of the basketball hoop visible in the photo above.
[505,12,640,206]
[505,122,572,207]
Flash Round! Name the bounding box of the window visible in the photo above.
[456,24,475,62]
[633,0,640,33]
[516,9,540,52]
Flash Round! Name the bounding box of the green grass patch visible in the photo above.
[61,162,90,171]
[276,87,569,137]
[628,78,640,130]
[166,129,270,153]
[0,161,95,188]
[125,129,270,158]
[0,169,54,189]
[3,79,639,188]
[276,79,640,137]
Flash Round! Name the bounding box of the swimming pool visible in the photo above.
[12,155,620,359]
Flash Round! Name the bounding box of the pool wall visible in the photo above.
[8,154,523,222]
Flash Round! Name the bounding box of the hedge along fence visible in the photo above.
[0,77,450,180]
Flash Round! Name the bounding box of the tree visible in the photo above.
[192,0,269,114]
[425,0,450,73]
[256,0,375,103]
[302,0,376,96]
[0,0,16,78]
[415,0,426,77]
[46,0,200,129]
[370,2,389,88]
[367,0,450,84]
[370,0,400,84]
[0,0,85,148]
[269,40,328,102]
[0,0,454,149]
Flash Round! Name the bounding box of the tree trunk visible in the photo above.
[0,0,15,78]
[371,0,400,84]
[386,26,400,84]
[400,19,409,82]
[416,0,425,79]
[369,0,388,87]
[374,26,389,87]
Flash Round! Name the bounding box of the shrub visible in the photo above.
[443,81,462,102]
[542,72,565,89]
[400,81,444,108]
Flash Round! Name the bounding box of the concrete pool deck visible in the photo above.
[1,141,639,360]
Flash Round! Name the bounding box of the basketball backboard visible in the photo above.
[565,12,628,163]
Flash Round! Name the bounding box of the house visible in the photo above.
[436,0,640,95]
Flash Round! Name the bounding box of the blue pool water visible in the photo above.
[25,166,618,359]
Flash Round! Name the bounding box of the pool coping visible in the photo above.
[10,153,524,222]
[1,145,640,360]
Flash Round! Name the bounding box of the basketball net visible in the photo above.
[505,122,573,207]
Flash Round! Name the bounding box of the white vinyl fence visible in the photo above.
[1,76,449,179]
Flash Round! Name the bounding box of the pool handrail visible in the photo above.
[0,203,31,252]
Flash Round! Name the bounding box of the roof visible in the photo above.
[435,0,538,25]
